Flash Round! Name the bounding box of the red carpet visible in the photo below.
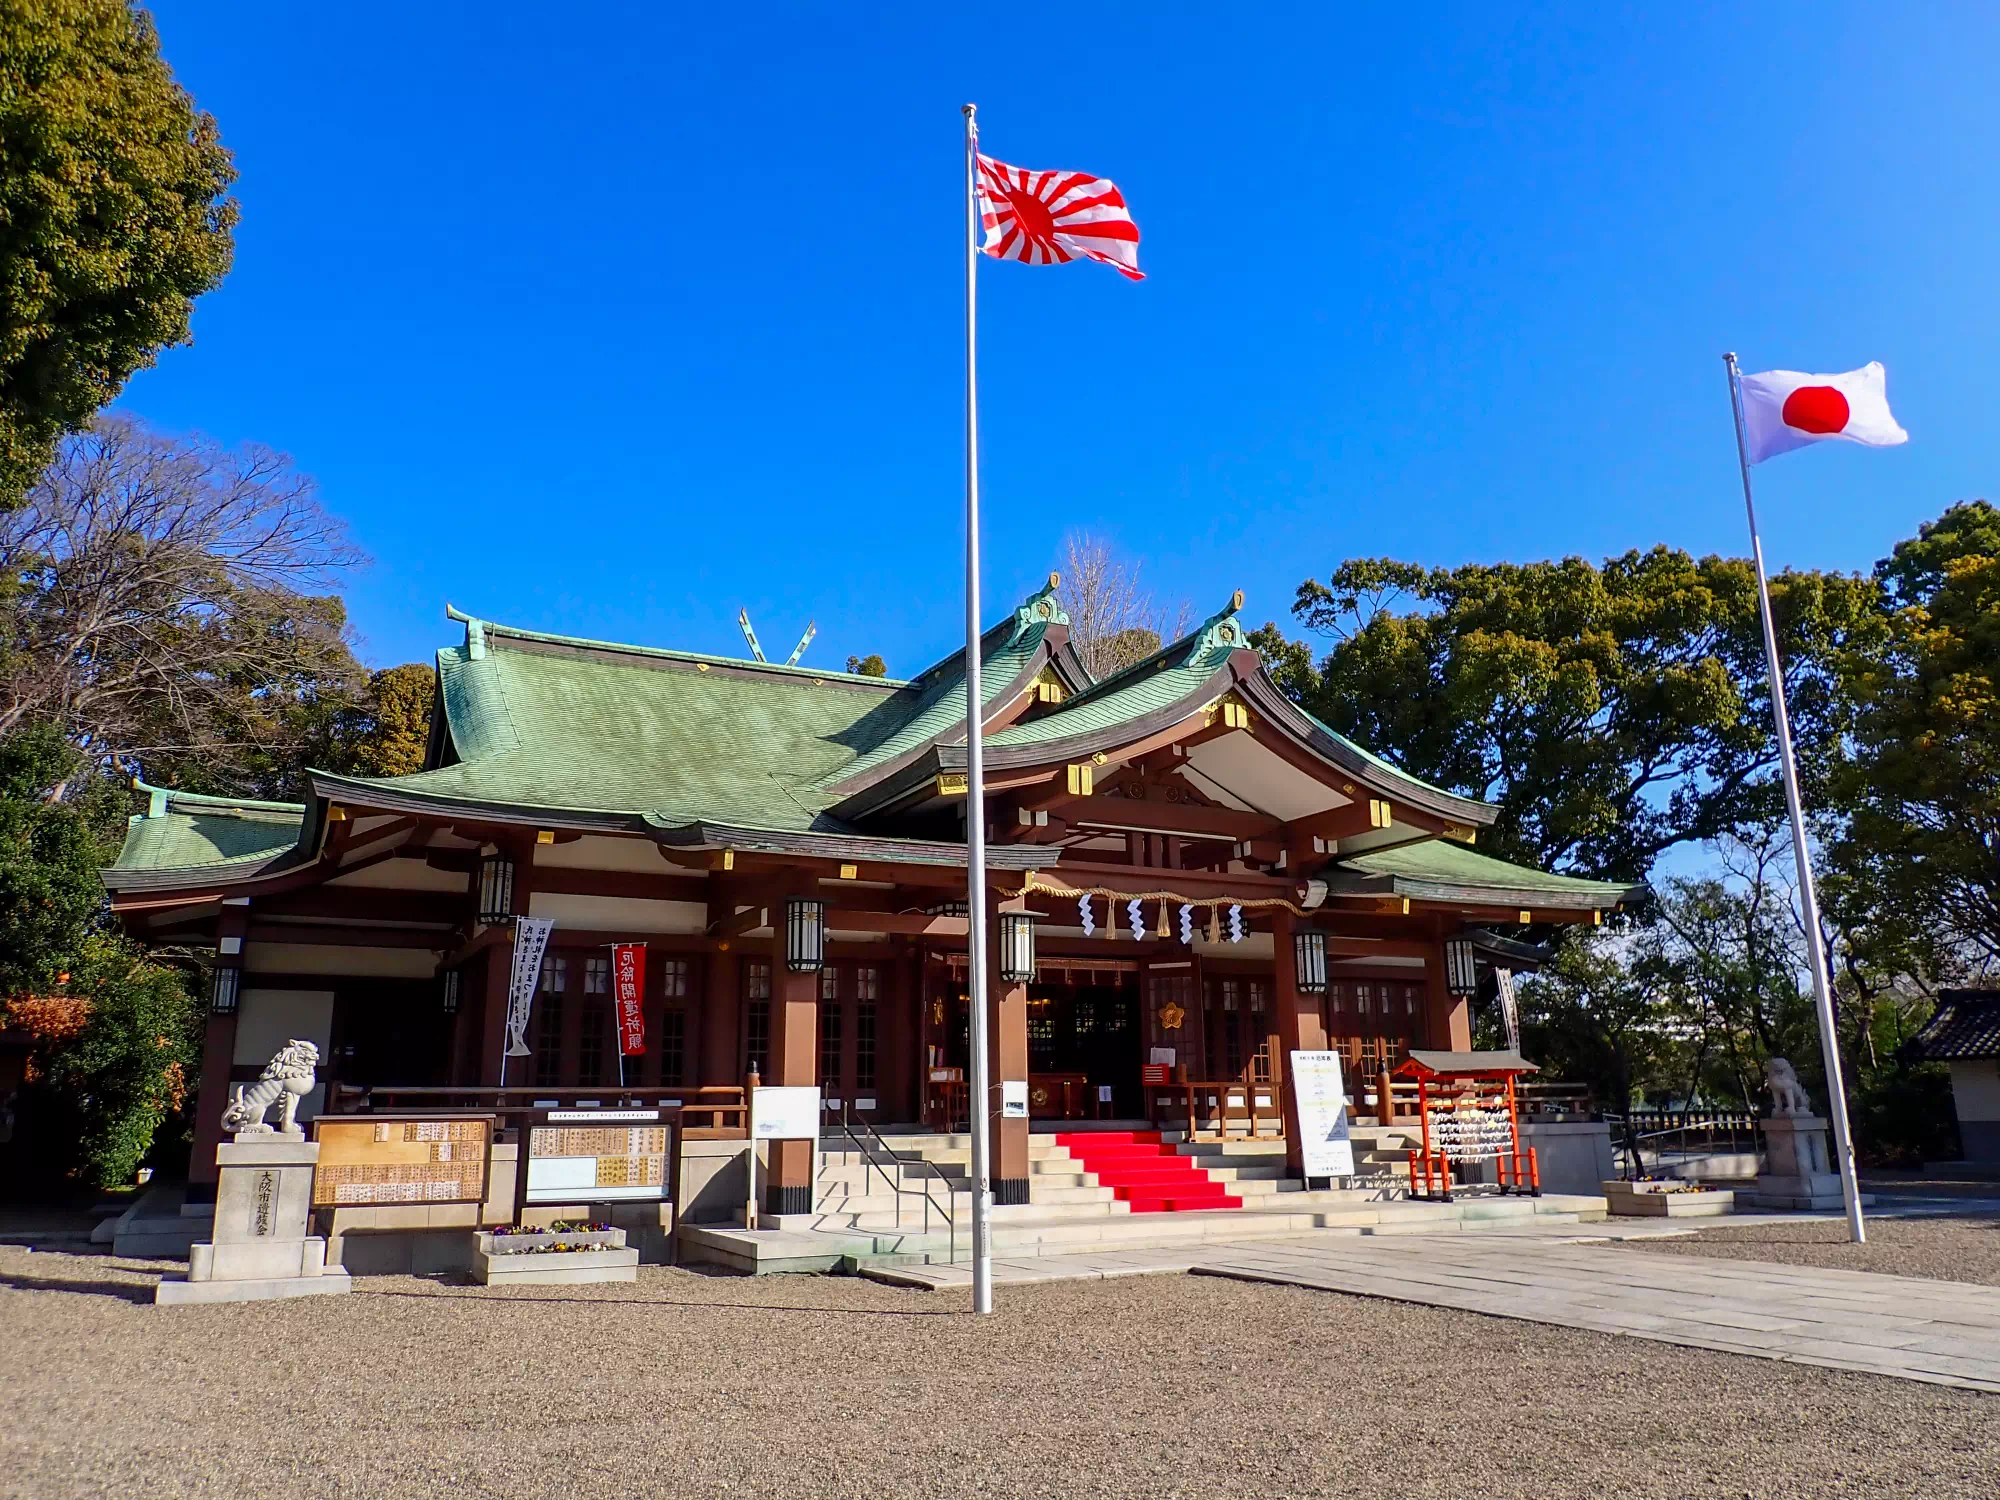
[1053,1130,1242,1213]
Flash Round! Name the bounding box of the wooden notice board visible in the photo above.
[311,1116,494,1207]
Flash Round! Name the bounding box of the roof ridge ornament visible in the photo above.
[446,603,487,661]
[1189,588,1247,660]
[1011,572,1070,638]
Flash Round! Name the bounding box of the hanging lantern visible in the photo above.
[477,853,516,924]
[998,912,1036,983]
[1444,934,1480,997]
[210,965,241,1015]
[441,970,461,1016]
[1293,929,1328,995]
[785,899,826,973]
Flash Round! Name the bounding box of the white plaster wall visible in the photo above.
[534,834,679,873]
[1949,1060,2000,1122]
[527,892,707,933]
[233,989,335,1120]
[329,860,469,892]
[243,942,439,978]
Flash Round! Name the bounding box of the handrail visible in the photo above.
[821,1105,957,1264]
[325,1082,748,1135]
[1602,1110,1761,1180]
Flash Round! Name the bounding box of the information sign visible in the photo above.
[311,1116,492,1207]
[523,1107,670,1205]
[1289,1050,1355,1179]
[751,1086,821,1142]
[1001,1079,1029,1119]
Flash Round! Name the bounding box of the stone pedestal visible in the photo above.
[1740,1114,1873,1212]
[156,1137,352,1305]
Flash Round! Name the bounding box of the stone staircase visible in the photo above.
[676,1125,1606,1275]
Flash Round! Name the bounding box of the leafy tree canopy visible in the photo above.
[0,2,236,505]
[845,653,887,678]
[1831,499,2000,974]
[1250,549,1881,882]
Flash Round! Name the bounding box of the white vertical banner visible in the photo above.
[1494,966,1521,1053]
[505,917,555,1057]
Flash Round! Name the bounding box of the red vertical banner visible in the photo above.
[613,943,647,1057]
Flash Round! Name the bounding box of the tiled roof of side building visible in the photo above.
[1329,840,1645,909]
[109,788,307,875]
[1909,990,2000,1061]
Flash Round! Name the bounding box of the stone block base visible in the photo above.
[1602,1182,1736,1218]
[156,1270,352,1305]
[472,1246,639,1286]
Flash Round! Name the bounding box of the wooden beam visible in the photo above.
[246,921,451,949]
[825,908,969,937]
[257,886,466,925]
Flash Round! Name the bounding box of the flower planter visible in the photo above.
[1601,1180,1736,1218]
[472,1226,637,1284]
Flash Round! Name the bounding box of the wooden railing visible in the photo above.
[325,1083,749,1138]
[1144,1079,1284,1139]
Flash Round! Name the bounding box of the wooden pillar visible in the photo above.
[187,904,250,1201]
[986,885,1031,1205]
[883,942,917,1121]
[477,839,534,1086]
[699,885,741,1087]
[1271,910,1330,1175]
[764,888,820,1216]
[1424,938,1471,1050]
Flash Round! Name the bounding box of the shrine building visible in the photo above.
[105,580,1638,1217]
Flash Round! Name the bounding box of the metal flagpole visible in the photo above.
[1723,352,1867,1244]
[962,102,995,1312]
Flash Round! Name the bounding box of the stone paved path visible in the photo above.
[1191,1235,2000,1393]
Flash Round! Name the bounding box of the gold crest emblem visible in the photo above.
[1160,1001,1186,1031]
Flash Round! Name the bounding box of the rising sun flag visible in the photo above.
[974,152,1143,280]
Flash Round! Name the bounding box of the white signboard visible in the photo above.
[1001,1080,1029,1119]
[1290,1050,1355,1179]
[751,1086,821,1142]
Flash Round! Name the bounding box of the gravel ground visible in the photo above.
[2,1245,1996,1500]
[1623,1213,2000,1286]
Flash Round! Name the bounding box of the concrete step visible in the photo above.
[683,1191,1604,1274]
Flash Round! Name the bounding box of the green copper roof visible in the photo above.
[986,599,1241,750]
[110,792,307,874]
[1332,840,1641,907]
[335,590,1069,833]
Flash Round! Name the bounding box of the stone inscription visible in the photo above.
[251,1169,278,1237]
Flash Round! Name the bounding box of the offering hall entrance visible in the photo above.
[1025,971,1141,1119]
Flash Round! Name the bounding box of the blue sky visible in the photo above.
[127,4,1997,676]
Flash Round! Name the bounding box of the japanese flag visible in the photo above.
[1738,362,1908,464]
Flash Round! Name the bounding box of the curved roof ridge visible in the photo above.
[441,605,915,688]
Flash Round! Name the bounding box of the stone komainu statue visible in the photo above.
[220,1040,321,1136]
[1764,1056,1812,1117]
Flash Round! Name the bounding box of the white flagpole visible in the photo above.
[962,102,995,1313]
[1724,352,1866,1244]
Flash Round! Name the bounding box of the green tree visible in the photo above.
[0,720,104,987]
[1250,549,1881,882]
[1830,500,2000,975]
[845,653,887,678]
[0,2,237,505]
[9,933,199,1187]
[0,718,197,1187]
